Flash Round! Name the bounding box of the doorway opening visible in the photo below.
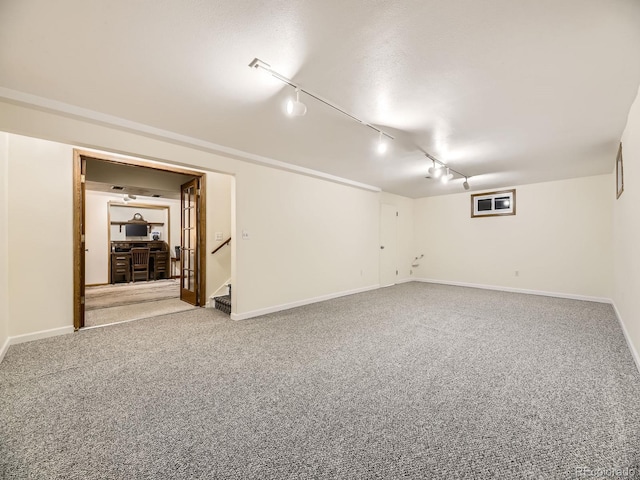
[73,149,208,330]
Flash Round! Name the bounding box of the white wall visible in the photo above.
[613,85,640,366]
[380,192,414,282]
[206,172,233,298]
[233,163,379,316]
[413,174,613,300]
[0,132,9,359]
[0,100,381,335]
[7,135,74,337]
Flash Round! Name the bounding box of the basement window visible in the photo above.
[471,189,516,218]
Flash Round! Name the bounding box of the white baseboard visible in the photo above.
[0,336,9,364]
[0,325,74,364]
[413,278,612,304]
[8,326,74,346]
[230,284,380,321]
[611,302,640,374]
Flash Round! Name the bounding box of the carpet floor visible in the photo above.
[1,283,639,479]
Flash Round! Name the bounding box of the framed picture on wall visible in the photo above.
[616,142,624,199]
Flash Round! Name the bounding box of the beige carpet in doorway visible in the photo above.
[84,279,196,327]
[85,279,180,310]
[84,298,196,328]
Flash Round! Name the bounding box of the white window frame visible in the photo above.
[471,189,516,218]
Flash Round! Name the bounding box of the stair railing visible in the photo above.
[211,237,231,255]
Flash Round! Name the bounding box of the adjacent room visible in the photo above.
[83,157,201,327]
[1,1,639,478]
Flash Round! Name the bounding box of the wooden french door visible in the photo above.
[180,178,200,305]
[73,155,87,329]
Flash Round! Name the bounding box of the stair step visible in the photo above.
[214,295,231,315]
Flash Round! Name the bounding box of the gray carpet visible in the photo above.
[1,283,639,479]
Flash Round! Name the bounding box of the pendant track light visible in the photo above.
[377,132,388,154]
[249,57,472,190]
[425,153,472,191]
[286,88,307,116]
[441,167,454,183]
[425,160,439,178]
[249,57,393,152]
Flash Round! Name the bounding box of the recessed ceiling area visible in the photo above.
[85,158,196,200]
[1,1,639,197]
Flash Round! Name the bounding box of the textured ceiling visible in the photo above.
[1,0,639,197]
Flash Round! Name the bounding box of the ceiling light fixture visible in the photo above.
[249,57,471,190]
[286,88,307,116]
[441,167,454,184]
[249,57,394,149]
[425,153,471,190]
[377,132,388,154]
[427,159,443,179]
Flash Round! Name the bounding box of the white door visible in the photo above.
[379,204,398,287]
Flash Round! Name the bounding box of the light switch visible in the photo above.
[215,232,223,241]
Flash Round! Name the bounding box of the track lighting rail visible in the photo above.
[249,57,471,189]
[425,153,467,179]
[249,58,394,140]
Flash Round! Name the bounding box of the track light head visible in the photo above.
[424,155,470,189]
[441,167,454,183]
[286,88,307,116]
[426,160,435,177]
[377,132,388,154]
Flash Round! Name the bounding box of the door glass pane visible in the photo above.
[180,179,199,305]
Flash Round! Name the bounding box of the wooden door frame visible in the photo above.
[73,149,207,330]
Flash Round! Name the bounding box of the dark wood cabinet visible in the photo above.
[111,253,131,283]
[110,241,170,283]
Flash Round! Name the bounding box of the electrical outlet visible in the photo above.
[242,230,250,240]
[515,270,519,277]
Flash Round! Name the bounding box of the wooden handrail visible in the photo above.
[211,237,231,255]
